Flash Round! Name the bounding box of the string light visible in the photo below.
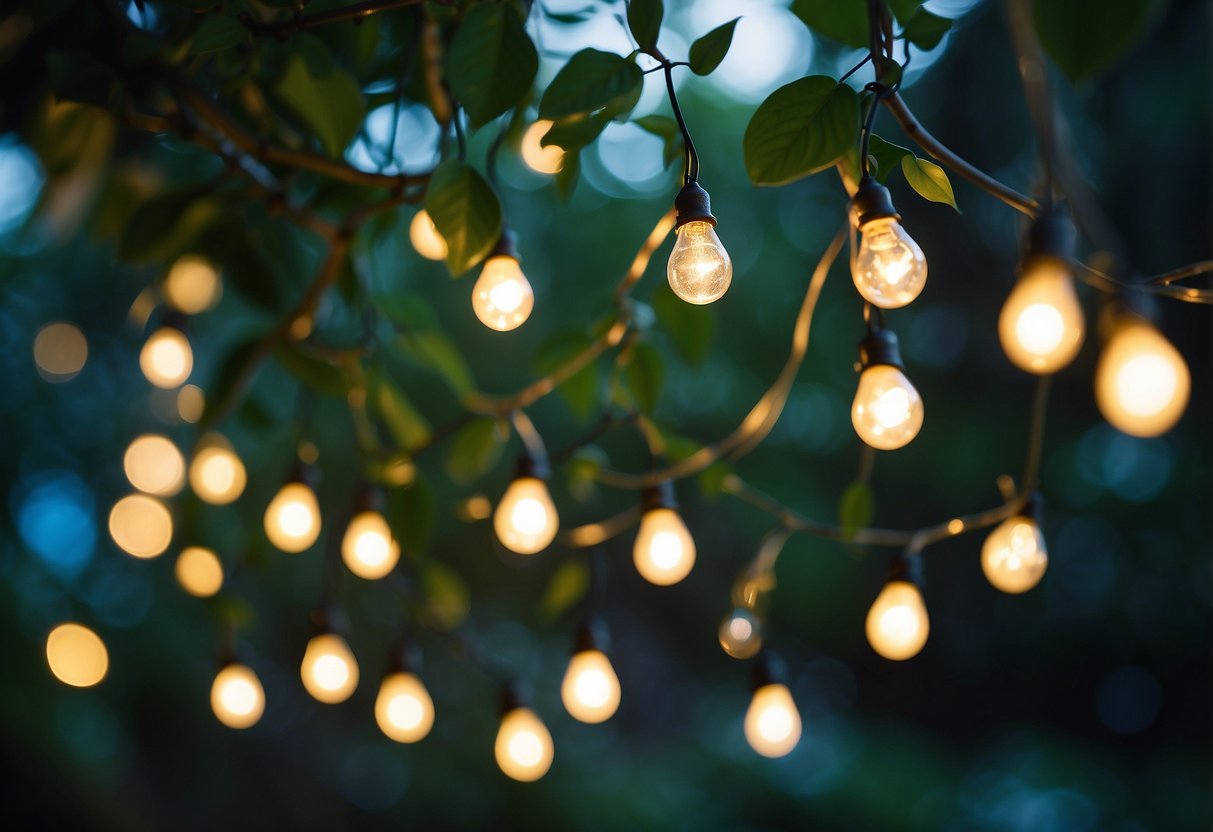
[264,476,322,554]
[850,178,927,309]
[495,691,554,782]
[33,321,88,382]
[520,120,564,175]
[188,434,247,505]
[45,622,108,688]
[175,546,224,597]
[633,483,696,586]
[743,654,802,758]
[493,457,558,555]
[210,663,265,729]
[409,209,448,261]
[1095,311,1190,437]
[163,254,222,314]
[719,608,764,659]
[982,497,1048,594]
[851,326,924,451]
[123,434,185,497]
[301,631,359,704]
[342,505,399,580]
[109,493,173,558]
[375,671,435,743]
[865,557,930,661]
[472,232,534,332]
[560,622,621,724]
[667,182,732,305]
[139,323,193,389]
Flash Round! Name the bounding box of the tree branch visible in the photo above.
[241,0,455,39]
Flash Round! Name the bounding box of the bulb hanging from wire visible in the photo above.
[1095,312,1190,437]
[495,693,554,782]
[866,558,929,661]
[982,497,1048,594]
[850,179,927,308]
[410,210,448,261]
[211,662,266,729]
[667,182,732,305]
[189,434,247,505]
[140,323,193,389]
[300,631,359,704]
[719,607,764,659]
[472,232,534,332]
[851,327,924,450]
[342,507,399,580]
[743,653,802,758]
[264,476,322,554]
[375,671,435,743]
[633,483,696,586]
[494,457,558,555]
[561,622,621,724]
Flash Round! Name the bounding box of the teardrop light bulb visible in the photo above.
[300,633,359,704]
[999,259,1085,374]
[744,683,802,758]
[982,515,1048,594]
[140,326,193,388]
[211,663,266,729]
[667,220,732,305]
[495,707,554,782]
[561,650,621,724]
[1095,317,1190,437]
[189,435,247,505]
[633,507,696,586]
[851,364,924,450]
[410,210,448,261]
[865,580,929,660]
[493,476,558,555]
[375,672,435,743]
[264,481,322,553]
[341,510,399,580]
[473,256,534,331]
[719,608,764,659]
[852,218,927,308]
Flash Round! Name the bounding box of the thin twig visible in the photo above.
[241,0,454,39]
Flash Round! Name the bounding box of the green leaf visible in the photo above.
[540,558,590,620]
[688,17,739,76]
[1034,0,1157,82]
[424,159,502,275]
[838,481,874,541]
[534,330,601,421]
[886,0,924,24]
[566,446,605,502]
[387,477,434,555]
[191,14,246,54]
[622,341,665,416]
[901,9,953,51]
[272,53,365,157]
[540,112,611,152]
[539,49,644,120]
[444,3,538,128]
[201,338,261,427]
[698,460,732,501]
[652,282,714,365]
[119,189,222,263]
[635,115,683,169]
[901,155,959,210]
[627,0,663,51]
[419,561,469,630]
[790,0,869,48]
[867,134,912,184]
[744,76,860,186]
[374,376,432,450]
[444,418,504,484]
[274,344,347,396]
[397,329,476,399]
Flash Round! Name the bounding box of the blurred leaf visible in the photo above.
[688,17,739,76]
[1034,0,1157,82]
[887,0,924,24]
[397,329,477,399]
[201,337,261,427]
[698,460,732,501]
[790,0,868,48]
[272,53,364,157]
[838,481,875,540]
[566,446,606,502]
[622,341,665,415]
[540,558,590,620]
[118,188,222,263]
[388,477,434,555]
[901,9,952,50]
[45,50,118,108]
[420,560,469,630]
[190,14,246,54]
[374,375,432,450]
[554,150,581,201]
[635,115,683,168]
[274,344,346,396]
[424,159,502,275]
[377,293,438,331]
[539,49,644,120]
[197,217,283,311]
[627,0,663,52]
[867,134,912,184]
[744,76,859,186]
[901,155,959,210]
[444,418,504,484]
[541,112,611,152]
[652,282,714,364]
[445,3,537,128]
[535,330,601,421]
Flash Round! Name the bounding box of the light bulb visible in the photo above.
[865,580,929,661]
[493,476,558,555]
[744,683,802,758]
[34,321,88,382]
[45,622,108,688]
[139,326,193,388]
[472,255,534,331]
[164,255,222,314]
[410,210,448,261]
[264,481,322,553]
[341,510,399,580]
[719,608,763,659]
[851,364,924,450]
[520,120,564,175]
[667,220,732,305]
[633,507,696,586]
[123,434,185,497]
[109,493,173,558]
[999,259,1085,374]
[1095,318,1190,437]
[189,436,247,505]
[211,663,265,729]
[561,650,621,724]
[375,672,435,743]
[300,633,359,704]
[853,217,927,308]
[982,515,1047,594]
[495,707,554,782]
[175,546,224,597]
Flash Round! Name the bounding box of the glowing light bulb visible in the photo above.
[342,510,399,580]
[495,707,554,782]
[719,608,763,659]
[175,546,224,597]
[561,650,621,724]
[493,476,558,555]
[667,220,732,305]
[745,683,802,758]
[33,321,88,382]
[375,672,435,743]
[300,633,359,704]
[472,255,534,331]
[211,663,265,729]
[163,255,222,314]
[189,436,247,505]
[109,493,173,558]
[177,384,205,423]
[982,515,1047,594]
[999,260,1085,374]
[865,580,929,661]
[852,364,924,450]
[520,120,564,174]
[264,481,322,553]
[123,434,185,497]
[45,622,108,687]
[1095,318,1190,437]
[139,326,193,389]
[410,210,448,261]
[633,507,696,586]
[853,217,927,308]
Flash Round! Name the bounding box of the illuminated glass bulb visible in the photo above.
[109,493,173,558]
[520,120,564,175]
[375,672,435,743]
[472,255,534,331]
[139,326,193,389]
[177,384,205,423]
[264,481,322,553]
[123,434,185,497]
[851,364,924,450]
[719,608,763,659]
[853,218,927,308]
[495,707,554,782]
[300,633,359,704]
[34,321,88,382]
[633,507,696,586]
[211,663,265,729]
[164,255,222,314]
[561,650,621,724]
[999,260,1085,374]
[189,436,247,505]
[865,580,929,660]
[982,515,1047,594]
[493,476,558,555]
[667,220,732,305]
[341,510,399,580]
[410,210,448,261]
[175,546,224,597]
[45,622,108,687]
[1095,318,1190,437]
[744,683,802,758]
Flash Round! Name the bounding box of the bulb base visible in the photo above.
[640,481,679,512]
[1025,206,1075,264]
[499,680,528,716]
[673,182,717,230]
[857,328,905,371]
[572,617,609,654]
[750,650,788,691]
[852,178,900,227]
[1021,491,1044,524]
[490,229,520,262]
[513,453,551,482]
[886,552,925,587]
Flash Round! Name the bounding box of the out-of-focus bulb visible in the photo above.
[865,581,929,661]
[982,515,1047,594]
[123,434,185,497]
[164,255,222,314]
[109,493,173,558]
[211,663,265,729]
[34,321,88,382]
[175,546,224,597]
[851,364,924,450]
[140,326,193,389]
[300,633,359,704]
[999,260,1085,374]
[45,622,108,687]
[189,436,247,505]
[1095,318,1190,437]
[561,650,621,724]
[410,210,448,261]
[341,510,399,580]
[719,608,763,659]
[667,220,732,305]
[472,256,534,331]
[633,507,696,586]
[520,120,564,175]
[495,707,554,782]
[264,481,322,553]
[744,683,802,758]
[375,672,435,743]
[853,218,927,308]
[493,476,558,555]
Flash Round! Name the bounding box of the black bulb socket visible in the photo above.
[640,480,679,513]
[513,453,551,482]
[490,229,520,262]
[886,552,925,588]
[857,328,905,372]
[673,181,717,230]
[572,617,609,655]
[750,650,788,691]
[852,177,900,228]
[1021,491,1044,524]
[499,680,528,716]
[1025,206,1075,266]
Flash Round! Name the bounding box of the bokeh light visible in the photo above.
[122,434,185,497]
[33,322,88,382]
[163,255,222,314]
[46,623,109,687]
[175,546,224,597]
[108,494,173,559]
